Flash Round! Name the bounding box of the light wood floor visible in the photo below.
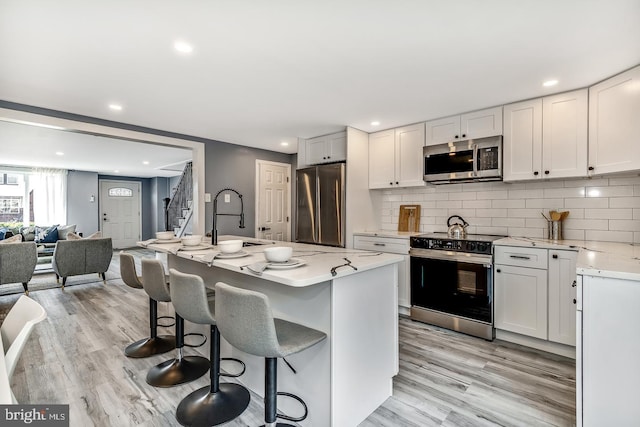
[1,250,576,426]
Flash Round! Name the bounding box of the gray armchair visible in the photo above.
[0,242,37,295]
[52,238,113,288]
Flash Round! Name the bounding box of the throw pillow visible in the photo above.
[86,231,102,239]
[0,234,23,244]
[20,226,37,242]
[66,232,81,240]
[0,228,5,240]
[57,224,77,240]
[37,225,59,243]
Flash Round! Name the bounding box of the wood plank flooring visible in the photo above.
[0,249,576,426]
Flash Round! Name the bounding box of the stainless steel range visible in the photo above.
[409,233,504,340]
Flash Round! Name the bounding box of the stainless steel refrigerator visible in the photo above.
[296,163,346,247]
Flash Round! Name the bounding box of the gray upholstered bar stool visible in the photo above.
[169,269,250,426]
[215,282,327,427]
[141,259,209,387]
[119,252,175,358]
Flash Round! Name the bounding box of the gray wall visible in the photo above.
[204,142,293,238]
[67,170,99,235]
[151,177,171,233]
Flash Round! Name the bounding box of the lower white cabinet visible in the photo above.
[353,235,410,309]
[494,245,577,347]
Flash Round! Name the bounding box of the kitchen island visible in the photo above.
[142,237,403,426]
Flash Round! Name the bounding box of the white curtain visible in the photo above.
[29,168,67,225]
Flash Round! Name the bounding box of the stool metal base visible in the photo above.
[176,383,250,426]
[146,356,209,387]
[124,335,176,358]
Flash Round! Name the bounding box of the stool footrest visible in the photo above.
[220,357,246,378]
[183,332,206,348]
[157,315,175,328]
[276,391,308,422]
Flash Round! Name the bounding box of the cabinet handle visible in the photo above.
[552,254,558,259]
[544,170,550,175]
[389,182,393,185]
[454,135,459,139]
[588,166,594,171]
[395,181,399,185]
[509,255,531,260]
[533,171,539,176]
[462,134,466,138]
[496,269,501,273]
[373,243,386,247]
[323,157,326,159]
[327,156,331,159]
[573,298,577,304]
[572,280,577,288]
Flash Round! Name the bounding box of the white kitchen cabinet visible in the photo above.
[547,249,577,346]
[425,106,502,146]
[588,65,640,176]
[353,235,411,310]
[368,123,425,189]
[494,245,577,346]
[305,131,347,165]
[494,262,548,340]
[504,89,587,182]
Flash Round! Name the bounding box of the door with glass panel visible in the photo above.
[99,180,141,248]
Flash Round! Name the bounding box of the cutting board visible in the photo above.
[398,205,421,232]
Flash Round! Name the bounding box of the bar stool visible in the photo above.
[141,259,209,387]
[214,282,327,426]
[119,252,175,358]
[169,269,250,426]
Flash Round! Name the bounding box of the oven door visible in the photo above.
[410,251,493,324]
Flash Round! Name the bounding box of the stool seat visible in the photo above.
[119,252,175,358]
[215,282,327,426]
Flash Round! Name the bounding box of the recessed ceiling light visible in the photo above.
[142,161,150,165]
[55,151,64,156]
[114,170,119,173]
[174,41,193,54]
[371,121,380,126]
[280,142,289,146]
[109,104,123,111]
[543,79,558,87]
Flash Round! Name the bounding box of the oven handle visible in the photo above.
[409,248,492,266]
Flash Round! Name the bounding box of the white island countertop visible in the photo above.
[141,236,403,287]
[495,237,640,281]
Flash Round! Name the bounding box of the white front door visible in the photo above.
[99,180,141,248]
[255,160,290,241]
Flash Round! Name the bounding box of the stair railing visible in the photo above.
[166,162,193,235]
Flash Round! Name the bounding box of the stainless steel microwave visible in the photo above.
[423,135,502,184]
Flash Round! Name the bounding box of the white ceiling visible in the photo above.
[0,120,191,178]
[0,0,639,156]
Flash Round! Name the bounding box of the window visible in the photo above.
[108,187,133,197]
[0,197,22,213]
[0,173,19,185]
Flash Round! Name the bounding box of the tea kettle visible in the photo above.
[447,215,469,239]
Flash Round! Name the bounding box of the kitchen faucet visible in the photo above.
[211,188,245,245]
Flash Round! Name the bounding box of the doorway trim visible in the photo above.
[0,107,206,235]
[255,159,292,241]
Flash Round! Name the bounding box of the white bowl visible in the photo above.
[181,235,203,246]
[218,239,243,253]
[263,246,293,263]
[156,231,175,240]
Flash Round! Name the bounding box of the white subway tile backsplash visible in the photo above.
[543,187,585,198]
[493,199,526,208]
[609,220,640,232]
[375,176,640,244]
[564,198,608,209]
[585,186,634,198]
[585,230,634,243]
[584,209,633,219]
[463,200,492,209]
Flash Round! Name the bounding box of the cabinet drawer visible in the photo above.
[353,236,409,255]
[494,246,548,269]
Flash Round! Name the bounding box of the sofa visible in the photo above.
[52,238,113,287]
[0,242,37,294]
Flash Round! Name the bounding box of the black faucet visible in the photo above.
[211,188,245,245]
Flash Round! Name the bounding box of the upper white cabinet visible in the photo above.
[305,131,347,165]
[369,123,425,189]
[425,106,503,146]
[588,65,640,176]
[503,89,588,182]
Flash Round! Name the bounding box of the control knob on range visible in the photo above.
[477,242,489,253]
[466,242,476,251]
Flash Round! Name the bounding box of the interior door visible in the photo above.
[256,160,290,241]
[99,180,141,248]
